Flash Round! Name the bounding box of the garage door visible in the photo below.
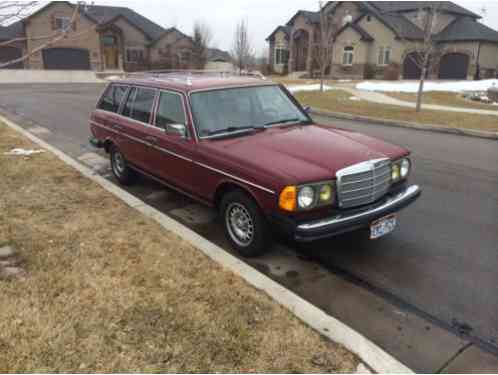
[403,52,429,80]
[438,53,469,80]
[42,48,91,70]
[0,46,23,69]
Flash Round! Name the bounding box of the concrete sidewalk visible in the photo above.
[342,87,498,116]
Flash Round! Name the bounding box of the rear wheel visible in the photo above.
[220,190,270,257]
[110,144,136,185]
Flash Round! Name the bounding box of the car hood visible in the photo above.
[201,124,409,185]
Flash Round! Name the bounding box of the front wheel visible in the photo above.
[220,191,270,257]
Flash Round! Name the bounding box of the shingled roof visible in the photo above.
[435,17,498,43]
[266,25,292,41]
[82,4,165,41]
[0,21,24,41]
[335,22,374,42]
[368,1,481,19]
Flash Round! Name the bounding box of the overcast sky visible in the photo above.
[48,1,498,55]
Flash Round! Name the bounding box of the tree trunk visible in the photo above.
[320,66,325,92]
[416,67,426,112]
[416,53,431,112]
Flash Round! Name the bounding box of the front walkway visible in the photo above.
[339,86,498,117]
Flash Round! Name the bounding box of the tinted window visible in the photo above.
[156,91,186,129]
[121,87,156,124]
[98,85,127,113]
[122,87,136,118]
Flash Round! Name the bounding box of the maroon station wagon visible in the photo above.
[89,73,421,257]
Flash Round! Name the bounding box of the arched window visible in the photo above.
[342,46,354,66]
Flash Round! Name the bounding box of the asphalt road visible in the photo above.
[1,83,497,372]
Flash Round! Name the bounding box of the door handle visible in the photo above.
[145,136,158,144]
[112,123,124,131]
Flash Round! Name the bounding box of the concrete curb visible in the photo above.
[311,108,498,140]
[1,114,413,374]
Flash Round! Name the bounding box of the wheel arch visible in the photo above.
[214,180,265,211]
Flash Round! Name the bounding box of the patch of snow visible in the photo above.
[349,96,361,101]
[338,79,352,83]
[356,79,498,93]
[4,148,45,156]
[106,75,123,81]
[287,84,334,93]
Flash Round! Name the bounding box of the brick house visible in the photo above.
[267,1,498,80]
[0,1,201,71]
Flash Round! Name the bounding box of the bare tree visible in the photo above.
[401,2,444,112]
[192,21,212,70]
[0,1,38,25]
[313,1,339,92]
[231,19,254,74]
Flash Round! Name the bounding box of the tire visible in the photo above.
[110,144,136,186]
[220,190,270,257]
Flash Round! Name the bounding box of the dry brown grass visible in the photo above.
[295,90,498,132]
[385,91,498,112]
[0,122,358,373]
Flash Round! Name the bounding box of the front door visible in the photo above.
[149,90,196,191]
[102,35,119,70]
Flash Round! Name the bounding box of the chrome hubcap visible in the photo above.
[226,203,254,247]
[113,151,125,176]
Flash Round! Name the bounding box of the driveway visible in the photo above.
[1,83,497,373]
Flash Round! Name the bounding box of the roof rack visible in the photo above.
[125,69,267,85]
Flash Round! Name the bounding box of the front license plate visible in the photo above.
[370,215,397,240]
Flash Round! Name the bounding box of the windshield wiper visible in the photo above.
[206,125,265,137]
[264,118,308,127]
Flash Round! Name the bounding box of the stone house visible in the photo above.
[0,2,226,72]
[267,1,498,80]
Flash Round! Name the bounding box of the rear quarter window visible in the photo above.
[98,85,128,113]
[122,87,156,124]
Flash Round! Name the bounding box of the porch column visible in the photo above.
[306,30,313,73]
[288,31,294,74]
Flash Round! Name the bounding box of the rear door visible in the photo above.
[118,86,158,171]
[92,84,129,146]
[148,90,196,191]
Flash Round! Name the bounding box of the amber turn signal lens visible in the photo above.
[279,186,297,212]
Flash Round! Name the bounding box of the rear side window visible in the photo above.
[98,85,127,113]
[122,87,156,124]
[156,91,186,128]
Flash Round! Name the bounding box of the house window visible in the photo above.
[378,46,391,66]
[342,46,354,66]
[126,48,144,63]
[275,48,289,65]
[54,16,72,31]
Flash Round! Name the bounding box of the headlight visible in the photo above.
[298,186,315,209]
[400,159,411,178]
[391,164,400,182]
[392,158,411,182]
[279,182,335,212]
[319,184,333,202]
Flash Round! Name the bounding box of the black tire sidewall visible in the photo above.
[221,190,269,257]
[110,145,135,185]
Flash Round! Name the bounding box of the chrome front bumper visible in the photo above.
[294,185,421,241]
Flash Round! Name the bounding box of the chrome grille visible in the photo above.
[337,159,392,209]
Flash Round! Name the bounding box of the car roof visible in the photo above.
[112,73,277,93]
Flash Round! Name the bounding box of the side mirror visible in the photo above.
[303,106,312,114]
[165,123,187,138]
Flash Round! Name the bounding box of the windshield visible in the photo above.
[190,85,310,138]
